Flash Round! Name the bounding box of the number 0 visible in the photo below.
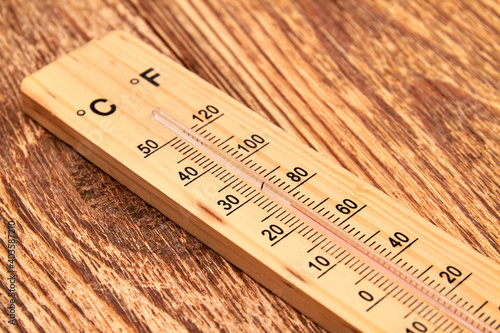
[359,290,373,302]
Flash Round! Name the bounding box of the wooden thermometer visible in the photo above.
[21,31,499,332]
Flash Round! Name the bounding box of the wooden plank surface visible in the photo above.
[1,0,499,332]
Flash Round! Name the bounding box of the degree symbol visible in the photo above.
[77,109,86,116]
[130,78,139,85]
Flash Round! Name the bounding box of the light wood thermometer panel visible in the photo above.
[21,31,500,332]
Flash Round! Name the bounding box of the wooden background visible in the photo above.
[1,0,499,332]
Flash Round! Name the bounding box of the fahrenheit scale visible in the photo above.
[21,31,500,332]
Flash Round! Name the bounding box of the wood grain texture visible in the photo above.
[1,0,499,332]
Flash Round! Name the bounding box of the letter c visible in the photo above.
[90,98,116,116]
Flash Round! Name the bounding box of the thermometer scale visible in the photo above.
[21,31,500,332]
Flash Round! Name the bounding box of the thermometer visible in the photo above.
[21,31,500,332]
